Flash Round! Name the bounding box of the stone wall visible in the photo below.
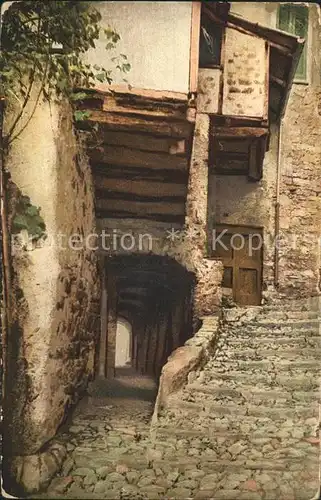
[151,315,220,428]
[208,124,279,293]
[278,84,321,297]
[208,2,321,300]
[222,28,267,118]
[3,97,100,494]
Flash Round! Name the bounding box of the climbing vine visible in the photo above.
[11,194,46,242]
[0,1,130,146]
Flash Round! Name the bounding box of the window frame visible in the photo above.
[277,3,310,84]
[199,9,224,70]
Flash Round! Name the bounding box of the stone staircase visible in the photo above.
[154,303,321,500]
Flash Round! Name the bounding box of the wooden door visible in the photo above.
[212,224,263,306]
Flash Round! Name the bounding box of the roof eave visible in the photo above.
[278,38,305,119]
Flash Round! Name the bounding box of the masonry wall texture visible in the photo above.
[223,28,267,118]
[208,124,279,293]
[3,97,100,492]
[208,2,321,300]
[278,84,321,296]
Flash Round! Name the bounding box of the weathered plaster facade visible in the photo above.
[208,2,321,300]
[85,1,193,93]
[3,96,100,492]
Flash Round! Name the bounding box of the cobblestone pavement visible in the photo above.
[42,305,320,500]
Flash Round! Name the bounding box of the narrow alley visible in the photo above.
[1,2,321,499]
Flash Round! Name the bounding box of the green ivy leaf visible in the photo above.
[25,205,39,217]
[70,92,88,101]
[74,110,90,122]
[95,72,105,83]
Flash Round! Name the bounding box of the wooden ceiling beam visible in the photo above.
[96,211,183,224]
[96,198,185,217]
[270,74,287,88]
[212,127,269,138]
[88,131,186,155]
[77,110,193,138]
[92,164,188,184]
[88,145,189,171]
[102,96,189,121]
[94,176,187,198]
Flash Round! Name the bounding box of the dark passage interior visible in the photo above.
[97,254,196,396]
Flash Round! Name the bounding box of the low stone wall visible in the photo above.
[151,315,220,427]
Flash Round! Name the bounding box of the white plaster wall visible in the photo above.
[86,1,192,93]
[6,95,61,429]
[230,2,277,28]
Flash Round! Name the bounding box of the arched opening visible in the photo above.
[95,254,196,413]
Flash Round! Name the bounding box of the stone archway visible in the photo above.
[98,254,196,380]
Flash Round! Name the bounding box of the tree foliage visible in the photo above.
[0,1,130,144]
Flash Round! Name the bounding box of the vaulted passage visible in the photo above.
[98,255,196,381]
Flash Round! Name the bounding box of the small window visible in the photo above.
[277,5,309,82]
[199,11,223,68]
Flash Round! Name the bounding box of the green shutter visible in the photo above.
[278,5,308,81]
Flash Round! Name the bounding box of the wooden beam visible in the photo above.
[79,110,193,138]
[94,176,187,198]
[96,198,185,217]
[189,2,201,93]
[211,115,268,128]
[89,145,189,171]
[215,151,248,160]
[102,96,189,121]
[213,127,269,138]
[270,74,287,88]
[97,213,183,224]
[88,131,186,155]
[95,84,189,102]
[119,287,150,297]
[248,142,260,181]
[92,164,188,184]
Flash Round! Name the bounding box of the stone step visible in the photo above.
[213,347,321,362]
[152,434,319,470]
[155,426,319,455]
[157,408,319,438]
[197,369,320,391]
[184,383,319,406]
[206,358,320,372]
[221,320,320,332]
[222,309,320,324]
[219,335,321,349]
[241,319,320,328]
[163,397,319,419]
[221,327,320,339]
[260,310,320,319]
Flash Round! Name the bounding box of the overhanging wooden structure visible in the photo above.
[75,86,195,224]
[204,5,304,180]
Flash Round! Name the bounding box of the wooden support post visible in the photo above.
[106,271,117,379]
[98,263,108,377]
